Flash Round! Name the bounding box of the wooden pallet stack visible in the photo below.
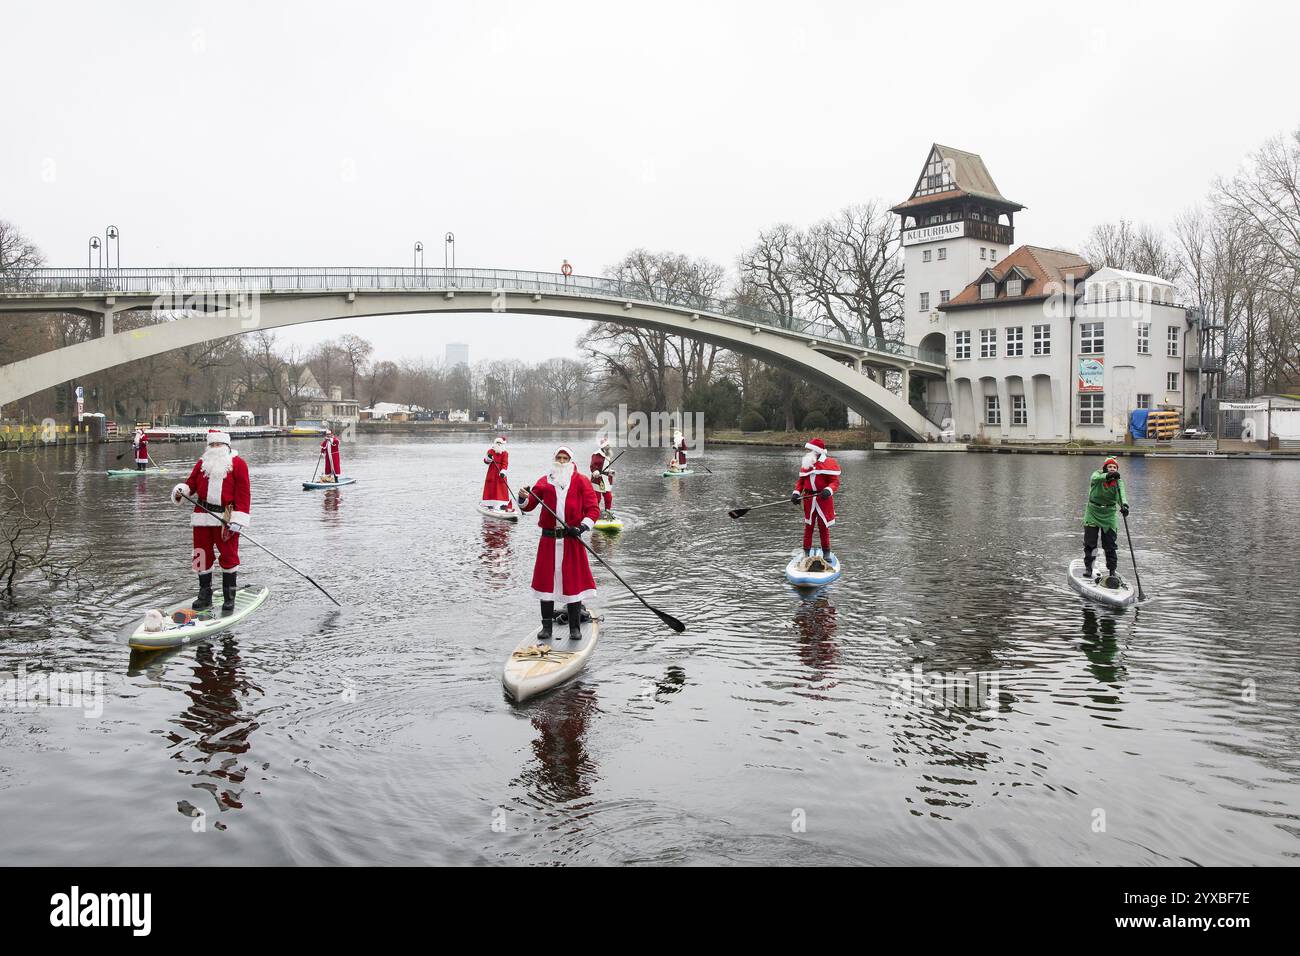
[1145,409,1181,440]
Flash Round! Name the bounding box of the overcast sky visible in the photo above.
[4,0,1298,365]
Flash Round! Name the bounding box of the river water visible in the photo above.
[0,435,1297,865]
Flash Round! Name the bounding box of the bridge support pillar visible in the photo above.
[901,366,911,401]
[102,308,114,337]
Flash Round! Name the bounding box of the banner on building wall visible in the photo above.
[902,222,966,246]
[1077,357,1104,392]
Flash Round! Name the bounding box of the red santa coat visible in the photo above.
[175,454,252,528]
[795,455,840,526]
[673,437,688,466]
[133,434,149,465]
[589,449,614,492]
[320,436,341,476]
[520,470,600,603]
[481,448,511,507]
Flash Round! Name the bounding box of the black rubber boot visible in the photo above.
[221,572,237,613]
[566,603,583,640]
[192,573,213,610]
[537,601,554,640]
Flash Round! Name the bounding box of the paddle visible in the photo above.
[1120,507,1146,602]
[177,492,342,607]
[311,446,324,483]
[504,475,685,633]
[729,493,813,519]
[693,462,714,474]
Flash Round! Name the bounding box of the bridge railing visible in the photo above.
[2,266,948,367]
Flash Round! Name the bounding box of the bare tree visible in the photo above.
[0,468,86,599]
[0,219,45,288]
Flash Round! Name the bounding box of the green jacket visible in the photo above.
[1084,471,1128,530]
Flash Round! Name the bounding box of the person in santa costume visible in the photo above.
[791,437,841,564]
[481,435,513,511]
[169,429,252,613]
[516,445,600,640]
[589,434,616,517]
[132,427,149,471]
[319,429,342,482]
[668,428,688,471]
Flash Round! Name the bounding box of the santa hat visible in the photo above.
[598,433,610,447]
[206,428,231,446]
[554,445,575,460]
[1102,456,1119,469]
[805,438,827,456]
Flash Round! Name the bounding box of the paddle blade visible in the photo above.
[655,608,686,633]
[727,507,751,519]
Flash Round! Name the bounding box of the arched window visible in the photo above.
[1138,286,1147,303]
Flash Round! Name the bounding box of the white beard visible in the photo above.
[549,461,575,491]
[201,446,233,483]
[801,452,817,470]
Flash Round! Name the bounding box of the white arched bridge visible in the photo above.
[0,267,948,439]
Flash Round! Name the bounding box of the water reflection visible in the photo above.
[793,596,840,693]
[165,635,264,816]
[1079,607,1128,699]
[513,686,601,804]
[478,521,514,586]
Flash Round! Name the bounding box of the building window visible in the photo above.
[989,250,998,262]
[1137,322,1150,355]
[940,289,950,304]
[980,282,995,300]
[922,249,932,263]
[1136,393,1151,409]
[985,395,1001,425]
[1033,324,1051,356]
[919,292,930,311]
[938,248,947,261]
[1006,278,1022,297]
[1079,393,1104,426]
[1080,321,1105,354]
[1012,394,1027,425]
[1167,372,1179,392]
[980,328,997,358]
[1167,325,1180,357]
[980,247,987,260]
[1006,326,1024,356]
[954,330,971,360]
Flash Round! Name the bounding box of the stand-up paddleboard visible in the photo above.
[785,549,842,588]
[663,468,694,478]
[303,476,357,490]
[593,514,623,532]
[1068,558,1137,608]
[106,468,180,477]
[124,585,271,651]
[503,614,600,702]
[477,502,519,522]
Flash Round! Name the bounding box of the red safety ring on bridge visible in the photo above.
[561,262,573,277]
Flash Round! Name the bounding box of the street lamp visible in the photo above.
[414,241,424,269]
[88,236,102,272]
[105,225,120,270]
[444,231,455,271]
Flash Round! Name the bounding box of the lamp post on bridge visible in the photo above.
[444,231,455,270]
[414,240,424,269]
[105,225,120,271]
[88,236,101,274]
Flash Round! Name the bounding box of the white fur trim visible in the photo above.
[191,512,222,527]
[532,586,598,604]
[171,483,190,503]
[554,445,575,461]
[499,470,507,479]
[581,517,595,530]
[230,511,251,528]
[206,429,231,446]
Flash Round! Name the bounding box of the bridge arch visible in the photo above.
[1,269,947,439]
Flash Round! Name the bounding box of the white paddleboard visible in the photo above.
[1067,558,1137,608]
[663,468,694,478]
[503,613,600,702]
[125,585,271,651]
[303,477,357,489]
[477,502,519,521]
[785,550,843,588]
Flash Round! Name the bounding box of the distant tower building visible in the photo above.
[446,342,469,367]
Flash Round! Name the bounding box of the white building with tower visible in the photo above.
[893,144,1215,442]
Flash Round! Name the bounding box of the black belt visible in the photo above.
[542,528,565,538]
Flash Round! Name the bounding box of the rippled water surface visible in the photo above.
[1,435,1298,865]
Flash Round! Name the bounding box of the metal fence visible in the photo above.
[1,266,948,367]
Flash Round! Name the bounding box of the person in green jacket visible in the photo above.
[1083,456,1130,587]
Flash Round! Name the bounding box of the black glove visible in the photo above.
[1106,470,1120,483]
[1120,503,1130,517]
[564,524,587,538]
[818,488,832,499]
[790,491,801,504]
